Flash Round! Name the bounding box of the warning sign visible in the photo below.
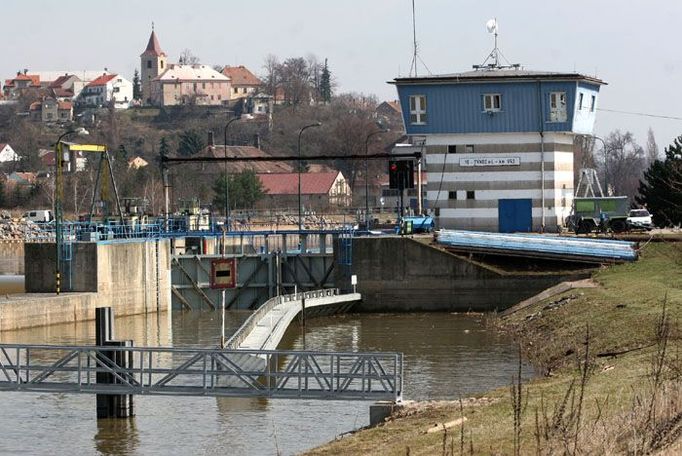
[210,259,237,289]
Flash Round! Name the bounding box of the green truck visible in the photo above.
[568,196,629,234]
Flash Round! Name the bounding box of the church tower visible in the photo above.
[140,27,167,105]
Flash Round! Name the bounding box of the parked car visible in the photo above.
[627,208,654,231]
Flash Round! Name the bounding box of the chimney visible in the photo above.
[208,131,215,147]
[253,133,261,149]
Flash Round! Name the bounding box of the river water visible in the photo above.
[0,281,533,455]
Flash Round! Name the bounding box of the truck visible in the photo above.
[568,196,629,234]
[396,215,435,234]
[22,210,53,223]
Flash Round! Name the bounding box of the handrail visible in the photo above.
[225,289,339,349]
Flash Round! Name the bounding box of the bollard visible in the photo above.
[95,307,134,419]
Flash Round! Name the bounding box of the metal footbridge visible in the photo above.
[0,344,402,401]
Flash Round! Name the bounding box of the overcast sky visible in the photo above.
[4,0,681,151]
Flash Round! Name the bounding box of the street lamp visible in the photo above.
[364,128,388,230]
[222,114,254,231]
[54,127,89,295]
[297,122,322,231]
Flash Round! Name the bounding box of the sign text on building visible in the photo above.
[459,157,521,167]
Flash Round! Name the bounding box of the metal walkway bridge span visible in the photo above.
[227,289,361,351]
[0,344,403,401]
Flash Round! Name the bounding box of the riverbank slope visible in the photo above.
[307,242,682,455]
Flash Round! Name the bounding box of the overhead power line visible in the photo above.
[598,107,682,121]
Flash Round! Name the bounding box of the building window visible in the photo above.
[448,191,457,200]
[466,190,475,200]
[590,95,596,112]
[447,145,457,154]
[160,61,164,69]
[465,145,475,153]
[233,88,238,94]
[147,60,152,69]
[409,95,427,124]
[217,94,221,100]
[483,94,501,112]
[549,92,567,122]
[578,93,584,110]
[193,83,197,91]
[202,82,206,89]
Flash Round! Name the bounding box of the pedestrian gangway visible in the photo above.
[0,344,403,401]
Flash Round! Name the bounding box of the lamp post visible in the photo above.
[54,127,89,295]
[297,122,322,231]
[222,115,253,231]
[364,129,387,229]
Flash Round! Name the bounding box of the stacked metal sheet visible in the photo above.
[436,230,638,263]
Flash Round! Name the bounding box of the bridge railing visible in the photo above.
[225,288,340,349]
[0,344,402,401]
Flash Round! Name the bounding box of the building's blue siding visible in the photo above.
[396,79,598,135]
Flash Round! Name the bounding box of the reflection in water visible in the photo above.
[0,310,532,455]
[95,418,140,456]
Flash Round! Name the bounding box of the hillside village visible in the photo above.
[0,28,406,222]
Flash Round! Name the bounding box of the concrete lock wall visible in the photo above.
[343,237,581,312]
[0,241,24,275]
[16,240,172,330]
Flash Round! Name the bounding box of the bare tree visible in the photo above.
[604,130,646,199]
[178,49,200,65]
[261,54,280,97]
[646,127,660,165]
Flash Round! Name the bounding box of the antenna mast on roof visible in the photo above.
[473,19,521,71]
[408,0,432,77]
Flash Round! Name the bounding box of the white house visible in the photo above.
[0,144,18,163]
[79,73,133,109]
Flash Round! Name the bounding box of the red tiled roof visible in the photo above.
[257,172,341,196]
[0,143,7,150]
[197,145,294,174]
[29,101,41,111]
[51,88,74,98]
[141,30,166,57]
[10,172,37,184]
[7,74,40,87]
[221,66,261,86]
[86,74,117,87]
[58,101,72,110]
[49,75,72,88]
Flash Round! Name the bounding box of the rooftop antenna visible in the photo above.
[408,0,432,77]
[473,18,521,71]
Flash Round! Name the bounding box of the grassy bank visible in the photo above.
[306,242,682,455]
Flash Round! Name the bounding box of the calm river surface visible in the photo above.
[0,304,532,455]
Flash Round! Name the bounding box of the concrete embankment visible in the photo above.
[345,236,590,312]
[0,239,171,331]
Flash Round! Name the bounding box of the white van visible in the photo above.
[23,210,53,223]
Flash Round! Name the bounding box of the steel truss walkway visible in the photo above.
[0,344,402,401]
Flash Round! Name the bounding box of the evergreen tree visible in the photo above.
[636,135,682,227]
[177,130,205,156]
[320,58,332,104]
[212,170,265,211]
[159,136,170,157]
[132,69,141,101]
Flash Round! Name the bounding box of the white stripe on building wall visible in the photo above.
[438,207,566,219]
[424,132,575,146]
[426,170,574,183]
